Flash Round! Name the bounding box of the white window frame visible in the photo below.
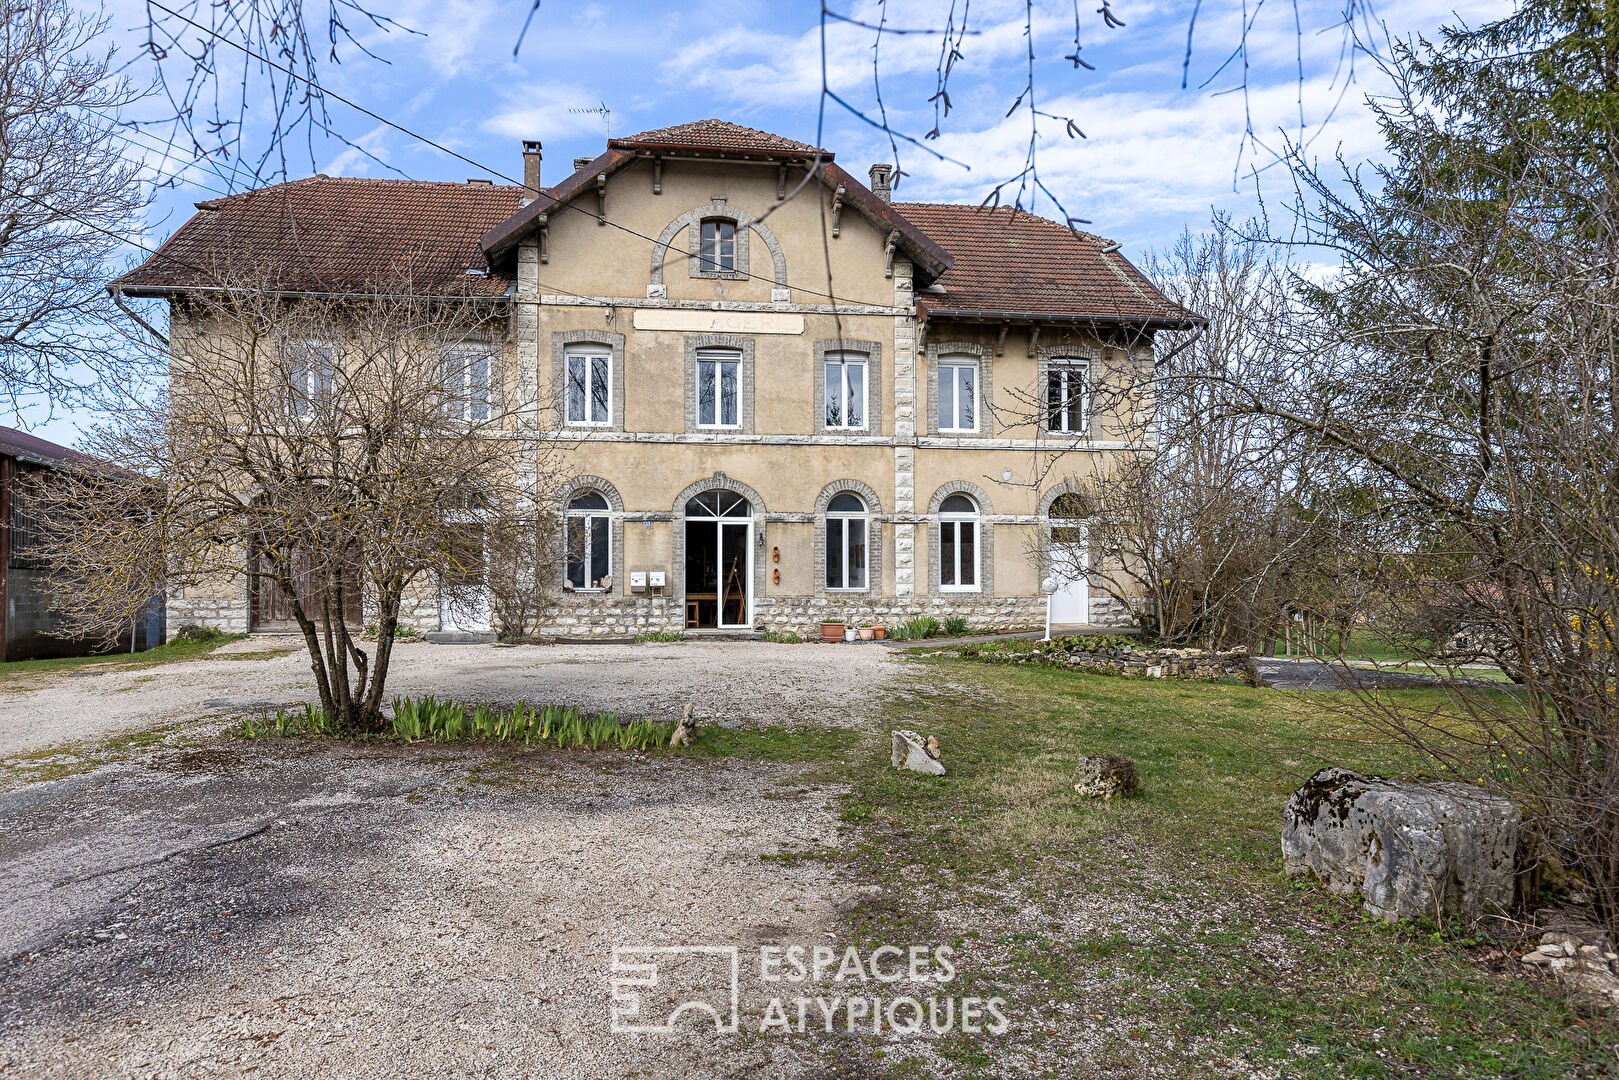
[823,352,869,431]
[563,345,612,427]
[286,338,338,417]
[938,496,981,592]
[565,494,612,591]
[825,495,869,590]
[937,356,978,433]
[695,348,741,429]
[700,219,737,273]
[441,341,493,423]
[1046,361,1087,435]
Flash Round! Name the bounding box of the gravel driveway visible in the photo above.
[0,641,903,1079]
[0,638,901,758]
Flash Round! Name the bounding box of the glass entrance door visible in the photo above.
[684,491,752,629]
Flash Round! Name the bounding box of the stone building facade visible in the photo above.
[117,119,1196,639]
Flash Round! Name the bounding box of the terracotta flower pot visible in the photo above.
[858,627,875,642]
[820,622,845,643]
[873,626,886,640]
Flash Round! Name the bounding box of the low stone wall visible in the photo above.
[981,640,1255,682]
[756,594,1049,637]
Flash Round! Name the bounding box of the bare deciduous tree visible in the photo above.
[483,512,559,641]
[27,267,559,731]
[0,0,151,406]
[1036,226,1332,648]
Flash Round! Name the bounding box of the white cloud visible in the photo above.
[482,82,631,142]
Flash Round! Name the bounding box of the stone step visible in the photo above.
[423,632,498,645]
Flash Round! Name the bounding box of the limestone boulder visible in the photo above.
[1282,767,1520,922]
[1073,754,1138,799]
[891,730,945,775]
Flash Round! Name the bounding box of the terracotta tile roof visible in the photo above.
[893,203,1198,326]
[482,149,950,283]
[112,177,526,297]
[611,119,828,158]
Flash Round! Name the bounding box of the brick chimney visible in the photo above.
[868,163,893,203]
[574,157,594,173]
[522,140,542,203]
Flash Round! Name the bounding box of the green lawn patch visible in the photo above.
[0,630,247,681]
[824,657,1610,1078]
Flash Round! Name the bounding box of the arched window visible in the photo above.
[566,491,611,590]
[938,493,980,591]
[825,492,868,590]
[685,490,752,518]
[1049,491,1088,544]
[699,219,736,273]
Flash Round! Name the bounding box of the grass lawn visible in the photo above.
[780,656,1609,1078]
[0,631,251,683]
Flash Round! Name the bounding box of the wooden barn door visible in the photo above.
[252,550,362,632]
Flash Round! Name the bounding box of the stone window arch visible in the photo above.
[927,480,995,595]
[647,199,789,298]
[814,479,884,595]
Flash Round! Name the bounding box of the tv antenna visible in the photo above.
[569,102,613,141]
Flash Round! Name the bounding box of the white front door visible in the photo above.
[441,520,492,633]
[1049,542,1089,625]
[441,589,491,633]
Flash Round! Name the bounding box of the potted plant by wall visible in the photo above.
[819,618,846,643]
[873,625,887,640]
[858,624,876,642]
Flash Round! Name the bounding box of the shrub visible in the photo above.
[942,616,969,636]
[761,630,805,643]
[173,623,228,643]
[891,616,940,641]
[365,622,421,640]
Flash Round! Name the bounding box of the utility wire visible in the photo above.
[145,1,895,309]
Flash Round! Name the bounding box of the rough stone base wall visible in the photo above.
[167,591,250,637]
[532,591,1137,637]
[537,595,682,637]
[1088,593,1133,627]
[170,586,1139,640]
[396,596,439,632]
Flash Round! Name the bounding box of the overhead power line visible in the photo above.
[144,1,892,309]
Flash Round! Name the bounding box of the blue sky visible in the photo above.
[19,0,1510,444]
